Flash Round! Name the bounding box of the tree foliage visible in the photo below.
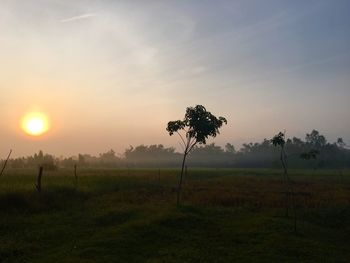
[167,105,227,153]
[2,130,350,169]
[306,130,326,148]
[271,131,287,174]
[167,105,227,205]
[272,132,286,148]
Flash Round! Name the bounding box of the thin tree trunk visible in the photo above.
[36,166,43,193]
[280,149,287,175]
[285,174,297,233]
[282,148,297,233]
[177,153,187,206]
[281,149,289,217]
[0,150,12,177]
[285,175,297,233]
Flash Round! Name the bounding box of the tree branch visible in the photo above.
[176,131,186,149]
[187,140,198,154]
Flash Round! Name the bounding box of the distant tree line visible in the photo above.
[1,130,349,169]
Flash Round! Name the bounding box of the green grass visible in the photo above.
[0,168,349,262]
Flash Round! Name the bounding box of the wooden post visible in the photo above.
[158,168,161,182]
[74,164,78,189]
[36,166,43,193]
[0,149,12,177]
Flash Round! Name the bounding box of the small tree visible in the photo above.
[166,105,227,206]
[336,138,346,180]
[272,132,287,175]
[337,138,346,149]
[306,130,326,149]
[271,131,297,232]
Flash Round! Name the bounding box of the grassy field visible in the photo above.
[0,168,349,262]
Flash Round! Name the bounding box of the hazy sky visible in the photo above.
[1,0,350,157]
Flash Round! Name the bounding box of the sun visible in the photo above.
[21,112,50,136]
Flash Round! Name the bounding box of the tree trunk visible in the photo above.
[280,149,289,217]
[36,166,43,193]
[281,148,297,233]
[177,153,187,206]
[280,149,287,176]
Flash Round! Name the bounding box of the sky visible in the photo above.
[0,0,350,157]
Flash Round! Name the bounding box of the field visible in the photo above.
[1,168,350,262]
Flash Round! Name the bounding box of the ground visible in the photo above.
[0,168,349,262]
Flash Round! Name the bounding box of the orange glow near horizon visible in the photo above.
[21,112,50,137]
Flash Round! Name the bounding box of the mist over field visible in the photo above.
[2,129,350,170]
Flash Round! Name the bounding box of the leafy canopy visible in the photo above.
[306,129,326,148]
[271,132,286,148]
[167,105,227,152]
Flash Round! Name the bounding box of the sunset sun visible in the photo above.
[21,112,50,136]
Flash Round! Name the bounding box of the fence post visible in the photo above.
[36,166,43,193]
[74,164,78,189]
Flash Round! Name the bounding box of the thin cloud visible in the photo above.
[60,13,96,23]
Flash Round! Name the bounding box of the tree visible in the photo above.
[166,105,227,205]
[306,130,326,149]
[271,131,297,232]
[337,138,346,149]
[271,132,287,175]
[225,143,236,153]
[99,149,120,166]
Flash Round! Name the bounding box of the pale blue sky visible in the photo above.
[0,0,349,156]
